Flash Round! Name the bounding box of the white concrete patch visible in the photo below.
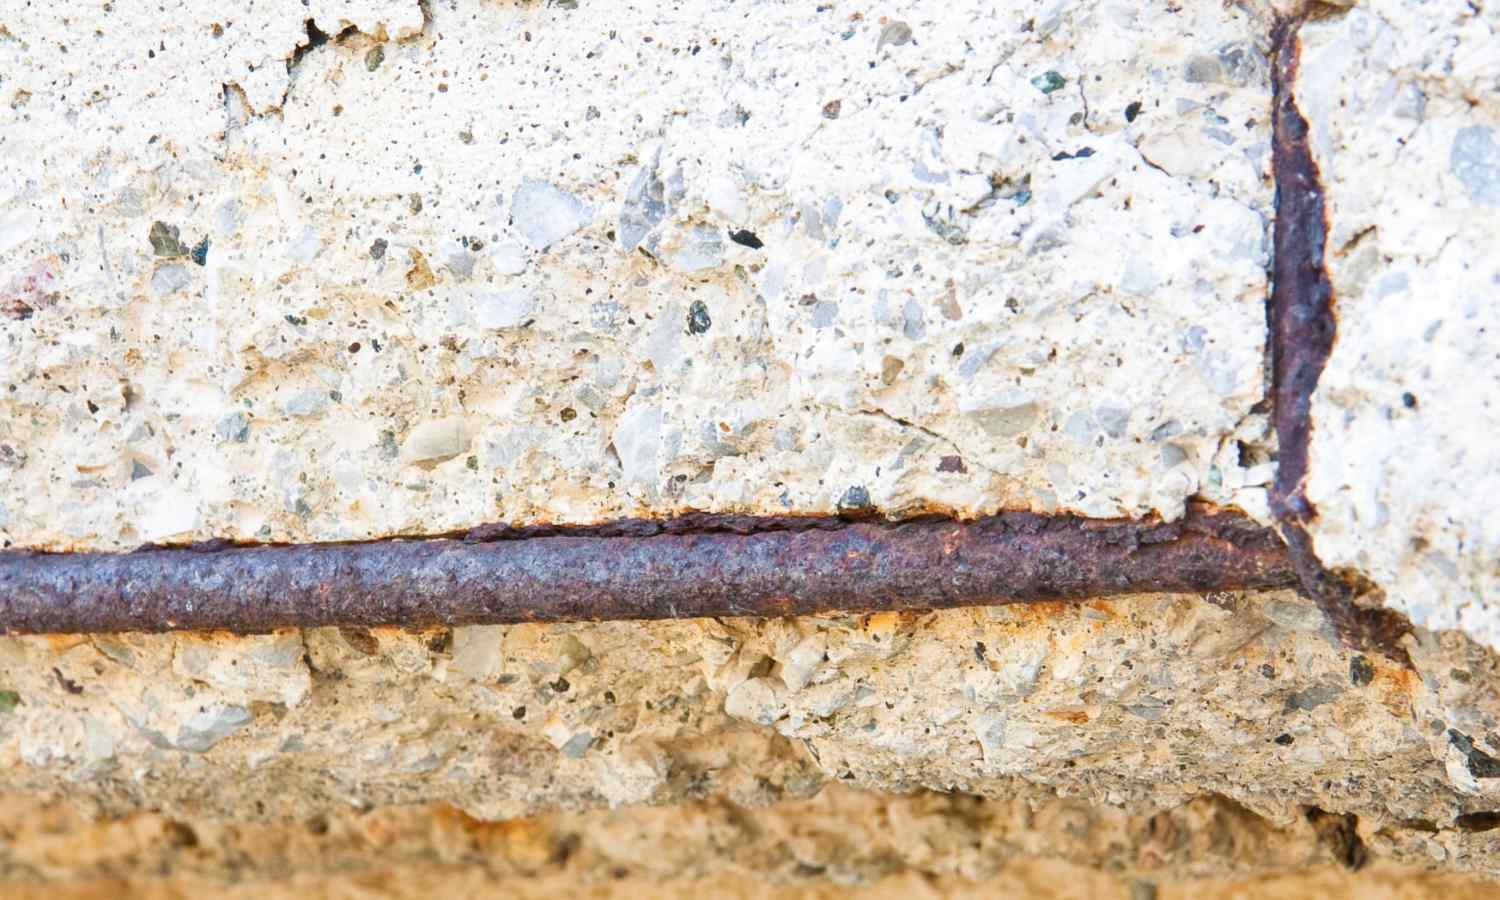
[1299,1,1500,651]
[0,0,1272,550]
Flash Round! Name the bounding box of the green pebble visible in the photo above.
[0,690,20,715]
[1031,71,1066,94]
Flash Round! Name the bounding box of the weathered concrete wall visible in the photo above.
[10,592,1500,888]
[3,0,1500,895]
[0,0,1275,548]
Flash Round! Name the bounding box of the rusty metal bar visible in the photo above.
[1268,15,1334,530]
[0,16,1420,649]
[1268,17,1411,663]
[0,508,1295,635]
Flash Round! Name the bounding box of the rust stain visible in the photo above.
[0,507,1297,636]
[42,634,88,653]
[404,248,437,290]
[1267,17,1412,666]
[989,602,1079,630]
[434,807,561,867]
[174,628,298,646]
[1372,664,1419,716]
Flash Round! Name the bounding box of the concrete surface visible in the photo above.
[0,0,1273,549]
[2,0,1500,895]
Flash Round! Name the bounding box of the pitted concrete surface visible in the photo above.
[1297,1,1500,652]
[0,0,1274,551]
[4,592,1500,875]
[3,0,1500,895]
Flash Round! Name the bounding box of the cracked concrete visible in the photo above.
[3,0,1500,895]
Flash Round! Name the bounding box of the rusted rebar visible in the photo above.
[1268,16,1411,663]
[0,15,1419,654]
[1268,15,1334,530]
[0,508,1295,635]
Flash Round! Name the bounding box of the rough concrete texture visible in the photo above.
[3,784,1500,898]
[7,868,1500,900]
[0,0,1275,551]
[7,593,1500,878]
[1297,1,1500,650]
[3,0,1500,895]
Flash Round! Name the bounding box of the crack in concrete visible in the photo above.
[0,7,1432,653]
[848,406,1008,483]
[1266,15,1413,665]
[223,2,431,123]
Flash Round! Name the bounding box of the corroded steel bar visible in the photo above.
[0,509,1295,635]
[1268,15,1334,529]
[1268,17,1411,663]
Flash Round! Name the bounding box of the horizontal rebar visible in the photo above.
[0,508,1295,635]
[0,17,1416,656]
